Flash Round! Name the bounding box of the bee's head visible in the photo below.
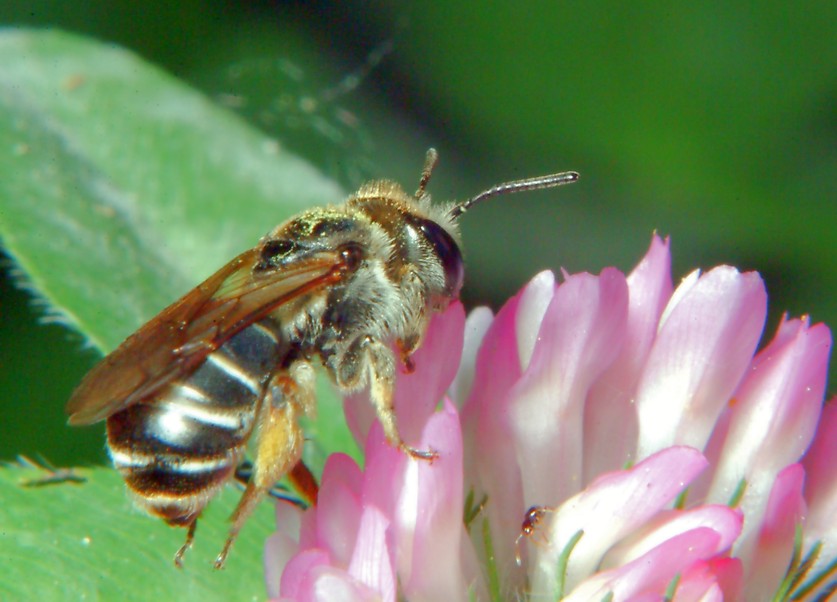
[253,149,578,307]
[402,211,465,304]
[411,148,578,305]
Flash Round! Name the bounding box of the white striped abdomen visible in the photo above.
[106,319,287,525]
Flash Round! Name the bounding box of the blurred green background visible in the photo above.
[1,2,835,467]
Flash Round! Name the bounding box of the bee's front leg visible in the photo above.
[338,335,437,461]
[396,333,421,374]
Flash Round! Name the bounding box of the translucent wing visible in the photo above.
[66,247,346,425]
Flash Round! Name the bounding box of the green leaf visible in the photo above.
[0,28,345,353]
[0,28,362,595]
[0,462,277,600]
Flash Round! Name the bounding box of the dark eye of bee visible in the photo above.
[406,216,464,298]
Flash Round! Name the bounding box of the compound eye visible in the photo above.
[412,217,464,298]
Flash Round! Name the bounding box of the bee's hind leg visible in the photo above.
[214,366,312,569]
[338,335,437,462]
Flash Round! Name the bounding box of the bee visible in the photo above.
[66,149,578,568]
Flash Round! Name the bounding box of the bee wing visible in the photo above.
[66,247,345,425]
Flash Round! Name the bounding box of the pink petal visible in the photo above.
[745,463,806,600]
[676,560,730,602]
[529,446,708,595]
[448,306,493,409]
[464,273,532,419]
[802,397,837,577]
[584,235,673,481]
[343,303,465,448]
[320,453,364,500]
[515,270,557,370]
[626,595,668,602]
[347,505,395,602]
[461,275,548,577]
[315,470,364,566]
[636,267,767,458]
[296,565,381,602]
[627,558,743,602]
[265,531,301,599]
[343,390,378,448]
[705,557,744,601]
[803,398,837,519]
[302,453,362,556]
[716,317,829,482]
[266,502,304,596]
[689,399,734,502]
[361,424,409,520]
[705,317,830,551]
[451,306,508,584]
[392,302,465,443]
[280,548,332,599]
[400,400,486,600]
[602,505,742,569]
[510,268,629,506]
[297,503,319,552]
[562,528,723,602]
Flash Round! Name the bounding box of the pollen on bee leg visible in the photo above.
[288,361,316,418]
[214,377,304,570]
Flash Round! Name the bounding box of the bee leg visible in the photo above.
[233,459,313,508]
[396,336,418,374]
[288,460,319,506]
[414,147,439,199]
[340,335,437,462]
[173,519,198,569]
[233,459,254,485]
[214,373,307,570]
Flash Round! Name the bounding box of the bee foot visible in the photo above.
[173,545,189,569]
[173,519,197,569]
[401,354,416,374]
[214,541,233,570]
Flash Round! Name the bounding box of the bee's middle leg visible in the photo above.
[173,517,198,568]
[338,335,437,461]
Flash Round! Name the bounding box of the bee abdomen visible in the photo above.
[107,399,249,523]
[106,320,286,523]
[115,449,240,524]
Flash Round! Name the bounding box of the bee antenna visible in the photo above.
[449,170,579,220]
[415,148,439,199]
